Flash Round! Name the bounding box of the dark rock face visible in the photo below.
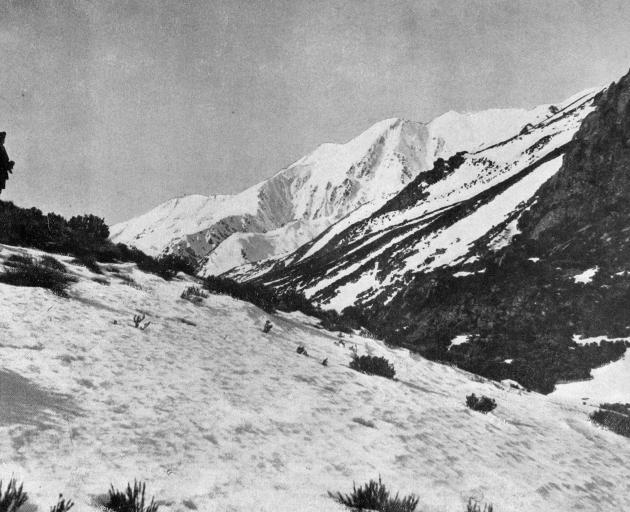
[521,71,630,256]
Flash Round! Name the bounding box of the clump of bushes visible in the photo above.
[329,476,418,512]
[349,354,396,379]
[204,276,279,313]
[135,253,195,281]
[181,286,208,303]
[0,478,28,512]
[466,394,497,413]
[104,481,158,512]
[0,255,76,297]
[590,403,630,438]
[0,200,196,281]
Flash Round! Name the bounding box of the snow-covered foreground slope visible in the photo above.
[112,97,581,277]
[1,244,630,512]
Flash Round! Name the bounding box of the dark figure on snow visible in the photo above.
[0,132,14,193]
[263,320,273,334]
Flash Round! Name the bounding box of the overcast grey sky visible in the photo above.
[1,0,629,224]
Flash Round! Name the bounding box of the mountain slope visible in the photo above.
[112,103,566,276]
[2,244,630,512]
[228,88,600,309]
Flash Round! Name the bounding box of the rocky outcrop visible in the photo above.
[519,69,630,268]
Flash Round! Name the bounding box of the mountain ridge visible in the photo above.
[111,96,587,275]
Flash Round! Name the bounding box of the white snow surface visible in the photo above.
[2,245,630,511]
[573,266,599,284]
[449,334,471,349]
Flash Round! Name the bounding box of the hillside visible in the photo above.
[111,103,569,276]
[1,243,630,512]
[227,88,600,306]
[224,70,630,395]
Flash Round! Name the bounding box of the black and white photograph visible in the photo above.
[1,1,630,511]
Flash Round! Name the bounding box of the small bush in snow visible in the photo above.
[350,354,396,379]
[133,313,151,330]
[329,476,418,512]
[0,478,28,512]
[466,394,497,413]
[50,494,74,512]
[590,404,630,438]
[467,498,494,512]
[0,256,76,297]
[181,286,208,302]
[104,481,158,512]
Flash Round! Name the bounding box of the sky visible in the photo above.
[0,0,629,225]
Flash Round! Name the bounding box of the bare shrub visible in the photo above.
[329,476,418,512]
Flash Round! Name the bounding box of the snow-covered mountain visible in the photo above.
[227,88,601,309]
[223,84,630,395]
[111,102,572,276]
[2,244,630,512]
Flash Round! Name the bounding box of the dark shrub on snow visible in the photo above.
[466,394,497,413]
[329,476,418,512]
[104,481,158,512]
[181,286,208,302]
[50,494,75,512]
[0,478,28,512]
[204,275,278,313]
[40,255,67,273]
[590,404,630,438]
[0,256,76,296]
[350,354,396,379]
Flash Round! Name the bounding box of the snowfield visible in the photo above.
[1,245,630,512]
